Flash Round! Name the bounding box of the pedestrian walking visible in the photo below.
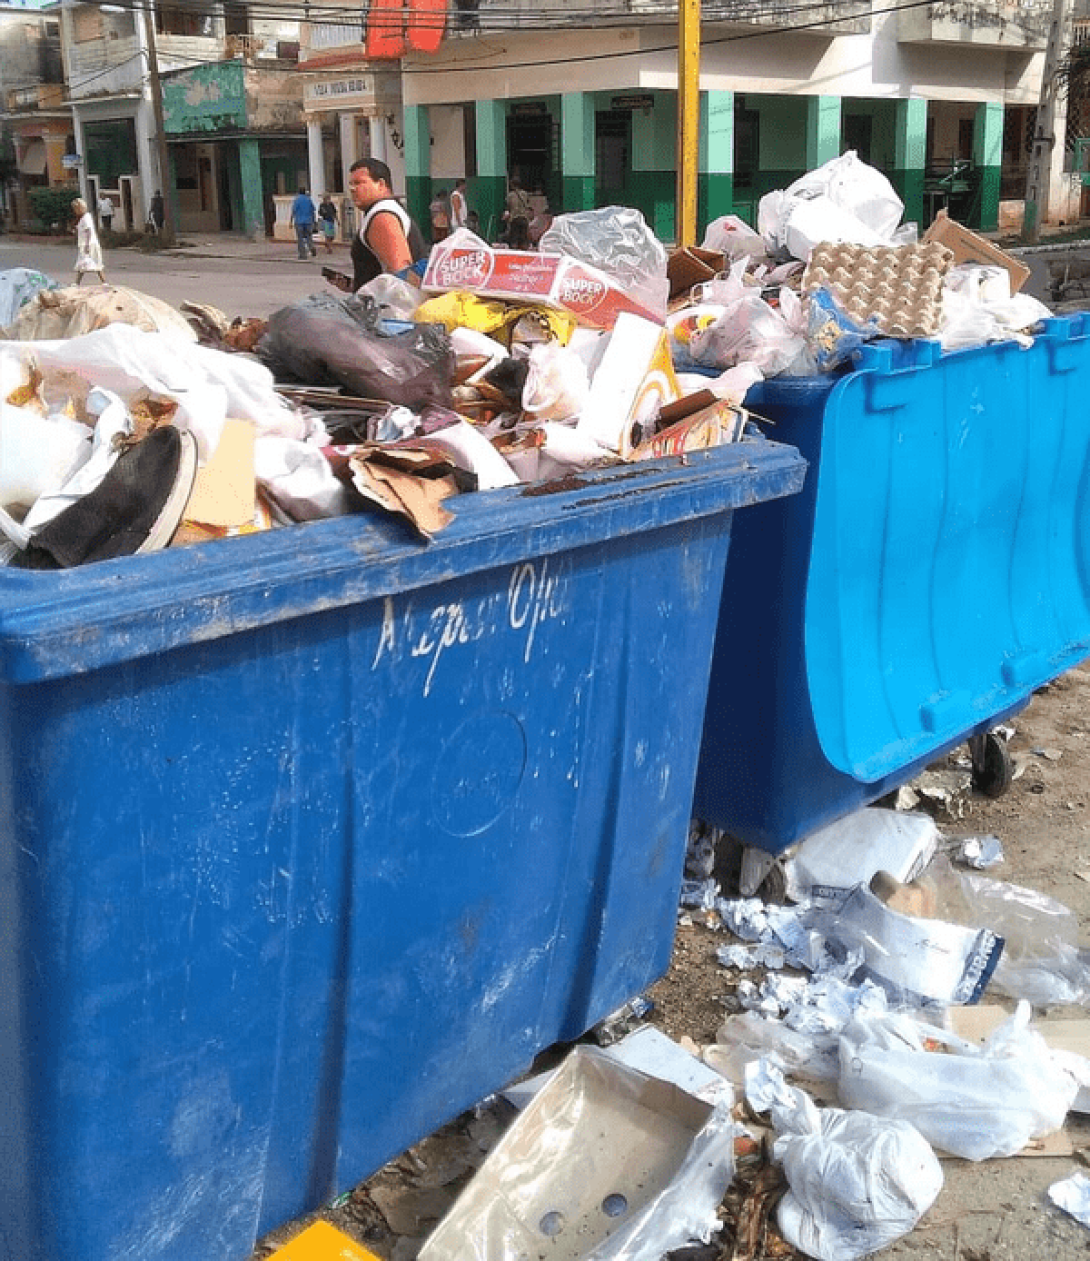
[290,187,318,259]
[345,157,428,289]
[450,178,468,230]
[429,188,451,244]
[96,192,114,234]
[148,190,165,234]
[71,198,105,285]
[318,193,338,254]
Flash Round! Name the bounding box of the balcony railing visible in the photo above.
[446,0,869,34]
[898,0,1049,49]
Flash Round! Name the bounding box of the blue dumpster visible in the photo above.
[0,438,805,1261]
[693,318,1090,854]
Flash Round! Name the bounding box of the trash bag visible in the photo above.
[538,206,669,320]
[837,1003,1081,1161]
[260,292,455,411]
[0,268,57,329]
[5,284,197,342]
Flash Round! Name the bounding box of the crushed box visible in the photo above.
[422,241,663,331]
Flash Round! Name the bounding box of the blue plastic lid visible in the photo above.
[803,323,1090,781]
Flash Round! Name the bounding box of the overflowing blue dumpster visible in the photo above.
[0,438,804,1261]
[693,317,1090,854]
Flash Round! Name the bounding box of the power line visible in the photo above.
[69,0,945,79]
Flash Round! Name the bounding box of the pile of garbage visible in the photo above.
[0,152,1054,569]
[264,802,1090,1261]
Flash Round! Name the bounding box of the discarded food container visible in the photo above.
[0,438,805,1261]
[693,318,1090,853]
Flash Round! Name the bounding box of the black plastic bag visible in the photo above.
[259,292,455,411]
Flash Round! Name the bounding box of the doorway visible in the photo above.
[595,110,631,206]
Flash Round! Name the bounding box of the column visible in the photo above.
[805,96,842,169]
[340,112,358,187]
[369,115,388,166]
[561,91,595,212]
[475,98,506,240]
[973,100,1003,231]
[895,97,927,229]
[238,136,264,241]
[307,118,324,199]
[631,95,674,240]
[700,90,734,231]
[403,104,431,235]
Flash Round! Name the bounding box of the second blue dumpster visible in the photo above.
[693,318,1090,854]
[0,437,804,1261]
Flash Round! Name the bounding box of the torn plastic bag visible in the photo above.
[701,214,768,261]
[260,292,455,411]
[805,883,1003,1007]
[355,273,423,322]
[746,1059,942,1261]
[0,325,311,462]
[0,401,92,518]
[0,268,57,329]
[419,1045,736,1261]
[690,290,810,377]
[521,340,589,423]
[914,852,1090,1007]
[5,284,197,342]
[758,152,905,264]
[837,1002,1081,1160]
[538,206,670,322]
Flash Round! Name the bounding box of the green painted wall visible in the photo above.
[895,97,928,227]
[404,104,431,238]
[162,61,246,134]
[760,98,807,169]
[974,100,1003,230]
[806,96,842,168]
[474,100,506,238]
[239,137,263,240]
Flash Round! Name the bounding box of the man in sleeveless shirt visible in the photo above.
[346,158,428,291]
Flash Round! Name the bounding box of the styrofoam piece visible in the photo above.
[783,807,939,903]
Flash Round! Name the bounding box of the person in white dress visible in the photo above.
[71,198,105,285]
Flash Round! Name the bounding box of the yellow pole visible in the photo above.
[676,0,700,247]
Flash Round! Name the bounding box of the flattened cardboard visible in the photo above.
[922,209,1030,295]
[183,417,256,528]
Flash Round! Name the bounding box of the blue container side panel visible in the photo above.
[806,322,1090,781]
[0,441,807,1261]
[694,320,1090,855]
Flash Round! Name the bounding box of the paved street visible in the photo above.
[0,232,349,321]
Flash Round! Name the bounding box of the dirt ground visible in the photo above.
[253,661,1090,1261]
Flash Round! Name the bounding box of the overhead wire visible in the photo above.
[68,0,946,80]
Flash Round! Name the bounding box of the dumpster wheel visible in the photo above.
[968,731,1012,798]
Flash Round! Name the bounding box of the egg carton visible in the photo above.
[802,240,954,338]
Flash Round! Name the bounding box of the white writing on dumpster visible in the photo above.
[372,558,569,695]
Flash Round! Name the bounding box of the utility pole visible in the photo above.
[142,0,176,247]
[1022,0,1071,243]
[676,0,700,247]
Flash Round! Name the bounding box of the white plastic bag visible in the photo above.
[758,152,905,262]
[689,292,809,377]
[700,214,767,260]
[747,1059,942,1261]
[521,340,590,423]
[837,1003,1081,1160]
[0,401,91,516]
[356,272,423,321]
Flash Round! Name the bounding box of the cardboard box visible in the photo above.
[422,241,663,331]
[577,313,681,455]
[419,1045,732,1261]
[268,1220,381,1260]
[922,209,1030,295]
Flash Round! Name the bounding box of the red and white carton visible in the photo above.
[423,234,664,331]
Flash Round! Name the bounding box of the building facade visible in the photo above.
[0,2,73,229]
[294,0,1080,243]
